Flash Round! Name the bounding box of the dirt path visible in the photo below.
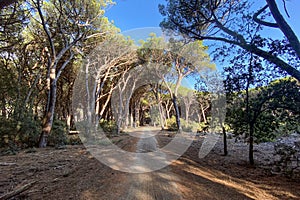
[125,128,182,200]
[0,129,299,199]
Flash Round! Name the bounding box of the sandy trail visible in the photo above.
[125,127,182,200]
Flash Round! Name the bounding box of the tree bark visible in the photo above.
[185,106,189,124]
[266,0,300,58]
[172,95,182,132]
[249,123,254,165]
[158,102,165,130]
[200,104,207,123]
[39,76,57,147]
[222,125,228,156]
[134,101,140,128]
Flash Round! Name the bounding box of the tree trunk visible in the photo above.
[197,112,202,123]
[39,77,57,148]
[158,102,165,130]
[185,106,189,123]
[130,110,134,127]
[222,125,228,156]
[172,95,182,131]
[165,103,171,120]
[249,123,254,165]
[201,104,207,123]
[134,101,139,128]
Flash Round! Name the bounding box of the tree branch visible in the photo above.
[36,0,56,59]
[55,51,74,81]
[0,181,36,200]
[253,5,279,28]
[266,0,300,58]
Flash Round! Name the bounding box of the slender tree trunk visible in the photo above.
[66,114,71,131]
[117,87,123,134]
[197,112,201,123]
[134,101,139,128]
[222,125,228,156]
[123,82,135,130]
[165,100,172,121]
[201,104,207,123]
[185,106,189,123]
[249,123,254,165]
[153,85,165,130]
[172,95,182,131]
[99,89,113,119]
[158,102,165,130]
[130,109,134,127]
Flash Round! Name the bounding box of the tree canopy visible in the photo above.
[159,0,300,81]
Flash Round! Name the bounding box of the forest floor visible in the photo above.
[0,127,300,200]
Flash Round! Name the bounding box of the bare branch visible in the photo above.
[282,0,290,18]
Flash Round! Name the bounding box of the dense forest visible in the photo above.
[0,0,300,169]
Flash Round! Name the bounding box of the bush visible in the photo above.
[181,119,199,132]
[99,119,118,134]
[0,114,41,149]
[165,117,200,132]
[165,116,178,131]
[0,117,17,148]
[47,119,68,147]
[18,115,41,147]
[67,134,82,145]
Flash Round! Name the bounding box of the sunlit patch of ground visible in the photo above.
[0,129,299,199]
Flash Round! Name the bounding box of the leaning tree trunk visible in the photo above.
[39,78,57,148]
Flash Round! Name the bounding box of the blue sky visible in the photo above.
[105,0,300,37]
[104,0,300,88]
[105,0,164,31]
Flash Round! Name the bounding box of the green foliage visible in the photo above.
[99,119,118,134]
[47,119,68,147]
[165,117,199,132]
[0,113,41,151]
[17,115,41,147]
[226,77,300,143]
[165,116,178,131]
[181,119,199,132]
[159,0,300,81]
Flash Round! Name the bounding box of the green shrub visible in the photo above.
[47,119,68,146]
[181,119,200,132]
[0,114,41,149]
[67,134,82,145]
[165,116,178,131]
[99,119,118,134]
[0,117,17,148]
[18,115,41,147]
